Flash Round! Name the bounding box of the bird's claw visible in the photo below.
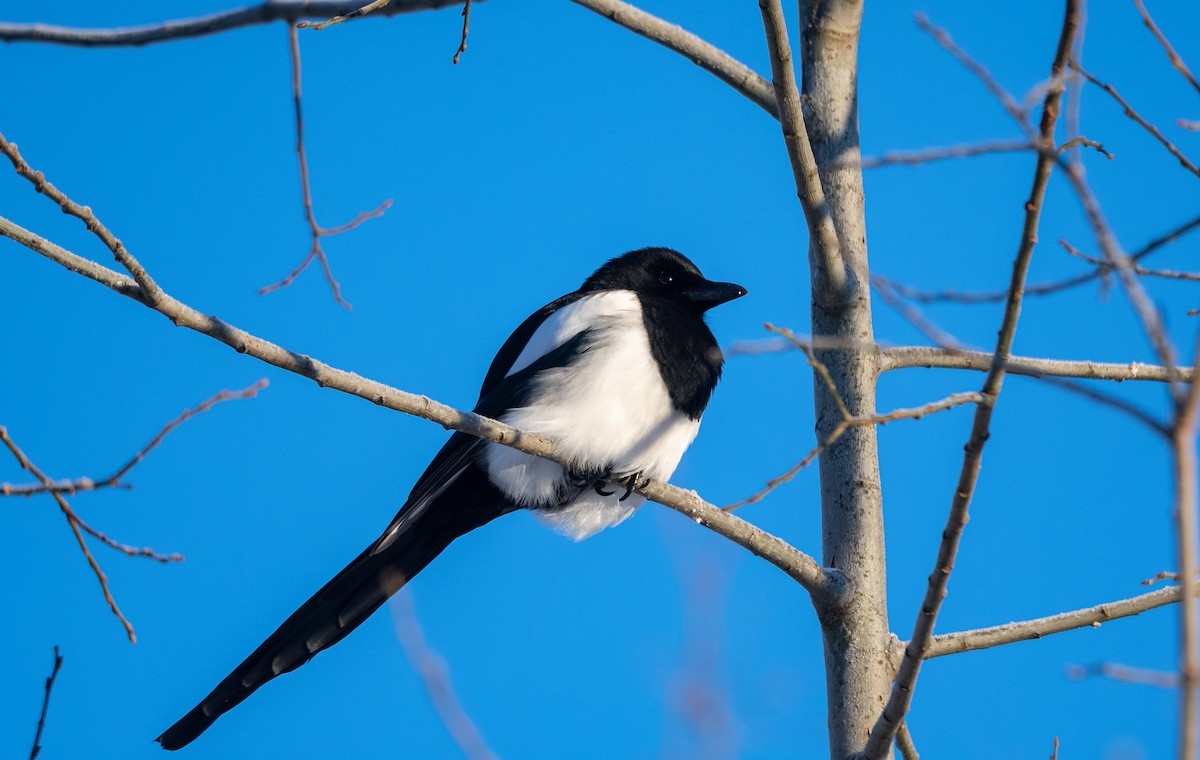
[569,469,648,500]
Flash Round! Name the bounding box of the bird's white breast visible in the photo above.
[484,291,700,540]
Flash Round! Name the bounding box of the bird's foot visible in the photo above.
[568,468,615,497]
[617,473,650,502]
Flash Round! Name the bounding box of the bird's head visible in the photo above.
[581,247,747,312]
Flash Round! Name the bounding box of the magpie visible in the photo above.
[156,247,746,750]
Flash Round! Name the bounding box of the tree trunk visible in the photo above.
[799,2,892,758]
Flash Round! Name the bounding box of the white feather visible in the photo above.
[483,291,700,540]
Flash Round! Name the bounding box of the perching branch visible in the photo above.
[0,1,472,46]
[0,142,847,607]
[863,4,1080,755]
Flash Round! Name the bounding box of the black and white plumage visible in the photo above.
[156,247,746,750]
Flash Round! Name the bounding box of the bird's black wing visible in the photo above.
[476,291,585,401]
[157,330,591,751]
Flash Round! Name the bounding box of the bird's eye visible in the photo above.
[657,271,674,285]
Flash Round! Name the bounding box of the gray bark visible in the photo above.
[798,2,892,758]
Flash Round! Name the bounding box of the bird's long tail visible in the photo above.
[156,467,511,751]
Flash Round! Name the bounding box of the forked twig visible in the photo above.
[259,27,393,308]
[725,325,983,510]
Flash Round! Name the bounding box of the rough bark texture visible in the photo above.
[798,1,891,758]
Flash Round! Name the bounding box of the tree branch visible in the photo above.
[567,0,777,119]
[0,1,471,46]
[0,216,847,607]
[257,26,392,309]
[1071,60,1200,178]
[863,3,1080,755]
[758,0,848,303]
[880,345,1194,384]
[2,380,267,497]
[28,646,63,760]
[922,585,1188,658]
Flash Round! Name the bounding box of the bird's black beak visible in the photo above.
[686,280,748,311]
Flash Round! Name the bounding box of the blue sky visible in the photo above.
[3,1,1199,758]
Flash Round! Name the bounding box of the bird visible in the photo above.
[156,247,746,750]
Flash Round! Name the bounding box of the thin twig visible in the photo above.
[727,325,983,509]
[872,213,1200,304]
[863,5,1080,756]
[922,585,1188,658]
[914,12,1038,141]
[28,646,63,760]
[259,27,393,309]
[390,591,498,760]
[1061,239,1200,282]
[855,140,1035,169]
[1066,661,1182,689]
[0,1,466,45]
[297,0,392,30]
[0,428,138,642]
[451,0,472,64]
[1071,59,1200,178]
[2,380,268,497]
[1132,0,1200,97]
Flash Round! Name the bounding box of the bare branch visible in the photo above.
[1,428,139,641]
[727,389,983,510]
[0,1,471,46]
[28,646,63,760]
[923,585,1187,658]
[390,591,498,760]
[855,140,1035,170]
[871,213,1200,304]
[881,345,1193,384]
[568,0,776,118]
[864,4,1081,755]
[895,722,920,760]
[258,27,392,309]
[914,12,1038,141]
[1067,661,1181,689]
[1172,336,1200,759]
[1061,239,1200,283]
[1071,60,1200,178]
[1132,0,1200,97]
[297,0,394,30]
[451,0,472,64]
[0,215,846,606]
[3,380,267,498]
[758,0,848,303]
